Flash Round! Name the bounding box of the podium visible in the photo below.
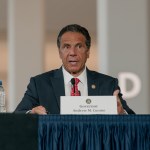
[0,114,150,150]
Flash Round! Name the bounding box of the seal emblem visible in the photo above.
[86,99,91,104]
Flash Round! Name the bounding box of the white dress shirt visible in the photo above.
[62,66,88,96]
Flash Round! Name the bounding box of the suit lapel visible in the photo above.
[50,67,65,109]
[87,68,100,96]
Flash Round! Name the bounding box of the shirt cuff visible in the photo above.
[123,109,128,114]
[26,110,32,114]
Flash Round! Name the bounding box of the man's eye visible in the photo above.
[64,45,70,49]
[77,44,82,48]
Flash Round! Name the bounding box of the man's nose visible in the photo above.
[69,47,77,55]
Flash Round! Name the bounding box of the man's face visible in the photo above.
[59,32,90,77]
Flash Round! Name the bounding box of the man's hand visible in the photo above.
[30,106,47,115]
[113,90,126,114]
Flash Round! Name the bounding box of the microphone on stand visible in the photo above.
[71,78,81,96]
[71,78,75,94]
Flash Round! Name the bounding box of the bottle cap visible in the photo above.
[0,80,2,85]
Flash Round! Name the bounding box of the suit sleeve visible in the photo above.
[14,77,40,113]
[113,78,135,114]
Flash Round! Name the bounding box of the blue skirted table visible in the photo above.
[38,115,150,150]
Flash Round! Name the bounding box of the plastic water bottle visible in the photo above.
[0,80,6,112]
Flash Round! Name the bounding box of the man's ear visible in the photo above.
[87,49,90,58]
[58,49,62,59]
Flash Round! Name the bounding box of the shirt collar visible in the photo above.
[62,66,87,85]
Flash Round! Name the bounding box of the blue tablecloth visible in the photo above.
[38,115,150,150]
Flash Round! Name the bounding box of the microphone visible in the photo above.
[71,78,75,93]
[71,78,75,85]
[71,78,81,96]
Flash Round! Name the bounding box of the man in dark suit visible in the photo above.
[15,24,135,114]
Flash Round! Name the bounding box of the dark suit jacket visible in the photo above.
[15,67,135,114]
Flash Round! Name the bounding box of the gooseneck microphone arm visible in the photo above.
[71,78,81,96]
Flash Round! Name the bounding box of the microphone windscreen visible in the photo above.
[71,78,75,85]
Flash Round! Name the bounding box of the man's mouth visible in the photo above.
[69,61,78,65]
